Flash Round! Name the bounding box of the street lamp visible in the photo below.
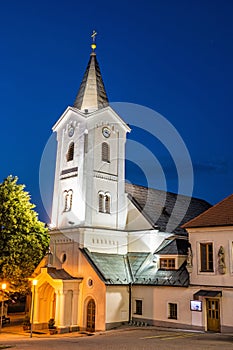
[0,283,7,331]
[30,279,38,338]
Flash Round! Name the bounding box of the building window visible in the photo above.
[98,192,105,213]
[105,193,111,213]
[200,242,213,272]
[135,300,142,315]
[98,192,111,214]
[168,303,177,319]
[160,258,176,269]
[64,189,73,211]
[102,142,110,162]
[60,253,67,264]
[67,142,74,162]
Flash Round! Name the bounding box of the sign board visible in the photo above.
[190,300,202,311]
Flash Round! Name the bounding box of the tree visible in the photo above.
[0,175,49,294]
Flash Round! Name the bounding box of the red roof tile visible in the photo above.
[183,193,233,228]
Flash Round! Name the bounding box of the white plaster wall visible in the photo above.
[106,286,129,324]
[128,231,172,253]
[84,107,129,230]
[132,286,194,327]
[125,200,152,231]
[221,289,233,327]
[83,227,128,254]
[51,108,87,228]
[78,253,106,331]
[188,226,233,287]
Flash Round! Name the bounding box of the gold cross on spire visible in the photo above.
[91,30,97,51]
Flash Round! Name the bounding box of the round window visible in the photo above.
[60,253,67,264]
[87,278,93,287]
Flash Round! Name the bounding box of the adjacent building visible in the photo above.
[183,194,233,333]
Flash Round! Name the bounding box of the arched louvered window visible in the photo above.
[98,192,105,213]
[98,191,111,214]
[105,193,111,214]
[67,142,74,162]
[64,189,73,211]
[102,142,110,163]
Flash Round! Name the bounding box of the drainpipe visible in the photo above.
[125,255,134,324]
[128,282,132,324]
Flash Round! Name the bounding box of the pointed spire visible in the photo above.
[73,31,109,113]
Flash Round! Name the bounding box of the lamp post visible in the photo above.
[0,283,6,331]
[30,279,38,338]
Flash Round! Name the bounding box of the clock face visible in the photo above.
[68,126,74,137]
[102,127,111,138]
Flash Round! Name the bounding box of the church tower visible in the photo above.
[51,35,130,233]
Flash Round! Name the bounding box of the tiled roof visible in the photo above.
[154,237,188,255]
[81,248,189,287]
[73,52,109,111]
[183,193,233,228]
[81,249,131,285]
[125,183,211,235]
[47,267,78,280]
[134,262,189,287]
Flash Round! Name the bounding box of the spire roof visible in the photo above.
[73,51,109,112]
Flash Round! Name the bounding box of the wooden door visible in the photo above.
[86,299,95,332]
[206,299,220,332]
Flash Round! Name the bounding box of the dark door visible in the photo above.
[86,299,95,332]
[206,299,220,332]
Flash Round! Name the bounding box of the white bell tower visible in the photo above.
[51,38,130,232]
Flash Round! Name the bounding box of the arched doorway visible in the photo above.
[86,299,95,332]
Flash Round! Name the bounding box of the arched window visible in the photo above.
[105,193,111,214]
[98,191,111,214]
[67,142,74,162]
[98,192,105,213]
[102,142,110,163]
[64,189,73,211]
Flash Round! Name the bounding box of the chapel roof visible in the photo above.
[81,247,189,287]
[47,267,78,280]
[125,183,211,235]
[183,193,233,228]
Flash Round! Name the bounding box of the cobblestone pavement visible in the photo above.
[0,316,233,350]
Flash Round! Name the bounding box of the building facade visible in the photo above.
[32,42,212,333]
[183,194,233,333]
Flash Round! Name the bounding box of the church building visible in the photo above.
[32,38,210,333]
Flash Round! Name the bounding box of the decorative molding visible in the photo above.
[93,170,117,182]
[60,167,78,179]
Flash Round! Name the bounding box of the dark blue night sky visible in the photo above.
[1,0,232,222]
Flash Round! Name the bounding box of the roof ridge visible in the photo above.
[183,193,233,228]
[125,182,210,204]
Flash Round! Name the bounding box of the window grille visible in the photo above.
[64,189,73,211]
[102,142,110,162]
[168,303,177,319]
[67,142,74,162]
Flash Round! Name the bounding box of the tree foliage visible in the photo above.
[0,176,49,294]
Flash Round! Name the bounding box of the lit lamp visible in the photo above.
[30,279,38,338]
[0,283,7,331]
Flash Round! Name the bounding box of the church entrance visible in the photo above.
[86,299,95,332]
[206,299,220,332]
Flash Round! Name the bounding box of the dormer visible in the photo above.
[154,236,189,270]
